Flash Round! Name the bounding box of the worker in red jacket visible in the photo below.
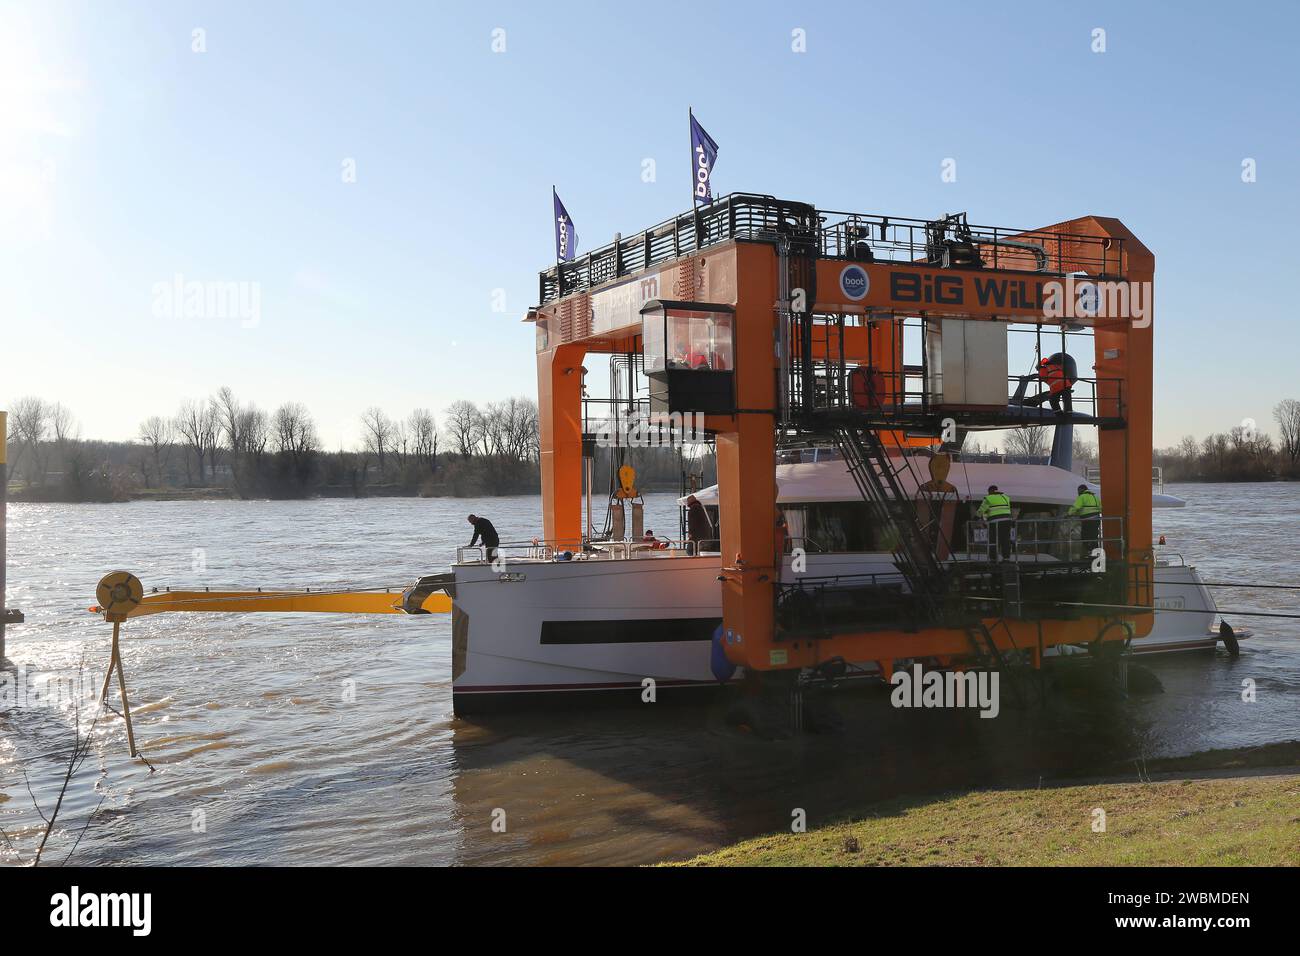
[1021,353,1076,413]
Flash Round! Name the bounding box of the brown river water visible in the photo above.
[1,485,1298,866]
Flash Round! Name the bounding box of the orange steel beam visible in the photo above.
[716,243,781,662]
[537,341,588,544]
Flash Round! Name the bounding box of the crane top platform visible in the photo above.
[539,192,1131,306]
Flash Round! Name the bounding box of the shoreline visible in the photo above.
[5,485,688,504]
[6,476,1297,505]
[667,741,1300,867]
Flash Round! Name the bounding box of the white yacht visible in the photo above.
[445,454,1245,713]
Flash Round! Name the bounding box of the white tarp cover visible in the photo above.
[681,459,1185,509]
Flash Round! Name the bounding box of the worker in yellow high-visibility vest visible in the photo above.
[1069,483,1102,555]
[977,484,1013,561]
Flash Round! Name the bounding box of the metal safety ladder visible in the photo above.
[832,427,953,620]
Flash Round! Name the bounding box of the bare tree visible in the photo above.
[49,402,76,445]
[240,406,269,462]
[360,407,394,477]
[9,395,49,485]
[444,400,481,457]
[175,399,219,485]
[272,402,318,485]
[273,402,318,459]
[138,416,174,488]
[212,386,244,453]
[1275,399,1300,471]
[48,402,80,484]
[199,405,220,482]
[480,401,507,456]
[408,408,438,473]
[1002,427,1050,460]
[391,419,410,470]
[1071,433,1097,469]
[511,398,540,461]
[1202,432,1229,476]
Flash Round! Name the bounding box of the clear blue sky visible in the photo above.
[3,0,1297,449]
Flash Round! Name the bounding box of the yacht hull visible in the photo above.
[450,555,1239,713]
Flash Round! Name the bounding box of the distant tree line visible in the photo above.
[10,393,1296,503]
[1155,400,1300,482]
[2,390,545,502]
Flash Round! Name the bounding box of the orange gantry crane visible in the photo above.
[528,194,1154,682]
[86,193,1155,734]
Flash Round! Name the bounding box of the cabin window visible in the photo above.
[666,311,733,370]
[643,313,666,373]
[642,304,734,372]
[641,300,737,416]
[793,503,899,553]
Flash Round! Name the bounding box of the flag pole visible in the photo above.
[689,107,702,250]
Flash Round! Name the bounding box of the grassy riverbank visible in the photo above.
[671,744,1300,867]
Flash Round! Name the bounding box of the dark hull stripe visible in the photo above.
[540,617,720,645]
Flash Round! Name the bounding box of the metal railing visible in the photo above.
[455,536,722,565]
[817,209,1122,276]
[787,360,1126,428]
[966,515,1124,564]
[1087,465,1165,492]
[539,193,1125,304]
[541,194,817,303]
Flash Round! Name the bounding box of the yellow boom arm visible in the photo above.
[116,589,450,618]
[91,571,452,621]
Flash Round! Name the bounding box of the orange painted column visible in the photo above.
[536,341,587,545]
[1096,261,1155,636]
[718,244,781,669]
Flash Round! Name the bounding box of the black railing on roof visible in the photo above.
[539,193,1125,305]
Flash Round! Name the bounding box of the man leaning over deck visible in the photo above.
[467,514,500,563]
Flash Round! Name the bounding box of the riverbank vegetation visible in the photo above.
[6,392,1298,502]
[3,389,710,502]
[1153,399,1300,482]
[671,771,1300,866]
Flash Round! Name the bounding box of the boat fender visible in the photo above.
[710,624,736,684]
[1219,621,1240,657]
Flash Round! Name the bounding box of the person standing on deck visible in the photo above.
[467,514,500,563]
[685,495,714,551]
[1068,484,1102,555]
[977,485,1013,561]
